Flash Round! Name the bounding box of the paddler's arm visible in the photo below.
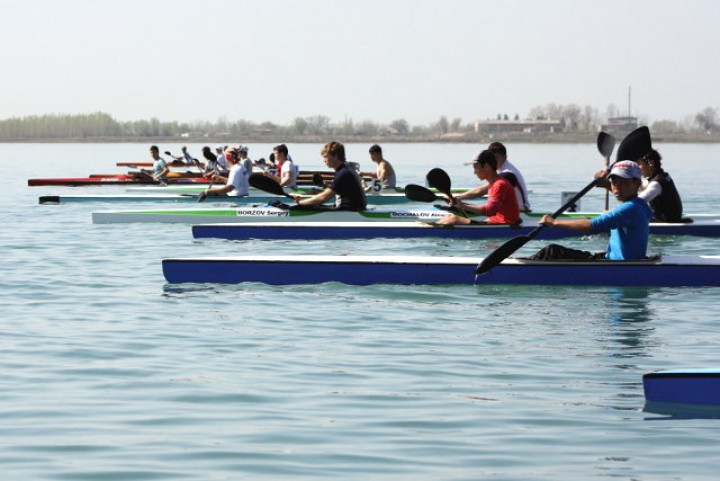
[154,164,170,180]
[539,214,592,234]
[593,169,610,190]
[292,188,336,206]
[454,185,488,201]
[203,184,233,196]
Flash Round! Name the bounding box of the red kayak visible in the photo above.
[28,174,213,187]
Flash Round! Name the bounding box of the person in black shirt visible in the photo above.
[291,141,367,211]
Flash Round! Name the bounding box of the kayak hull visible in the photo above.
[28,176,212,186]
[97,207,712,226]
[92,206,461,224]
[39,192,416,205]
[162,254,720,286]
[192,219,720,240]
[644,369,720,405]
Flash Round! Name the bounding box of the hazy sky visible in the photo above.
[2,0,718,126]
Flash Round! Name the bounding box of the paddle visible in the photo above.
[597,132,616,210]
[426,168,468,217]
[312,172,325,188]
[404,184,440,202]
[475,127,652,276]
[165,150,203,171]
[249,173,294,199]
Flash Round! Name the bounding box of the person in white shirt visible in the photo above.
[264,143,298,188]
[200,147,249,198]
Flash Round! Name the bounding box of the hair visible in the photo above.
[487,141,507,157]
[369,144,382,154]
[201,146,216,162]
[273,144,289,157]
[474,150,498,170]
[150,145,159,152]
[641,148,662,168]
[321,141,346,161]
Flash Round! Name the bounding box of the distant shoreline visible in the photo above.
[2,132,720,144]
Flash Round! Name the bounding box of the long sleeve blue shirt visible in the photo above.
[590,197,653,260]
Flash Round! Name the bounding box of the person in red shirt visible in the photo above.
[435,150,520,225]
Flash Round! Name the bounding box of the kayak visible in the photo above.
[643,369,720,405]
[161,254,720,286]
[92,206,602,225]
[27,175,212,187]
[91,205,720,228]
[92,205,461,224]
[38,191,416,205]
[124,185,471,195]
[39,194,285,205]
[192,218,720,240]
[29,170,378,187]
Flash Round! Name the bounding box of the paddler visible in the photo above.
[595,148,683,223]
[531,160,652,260]
[264,144,298,188]
[141,145,169,183]
[291,141,367,211]
[365,144,397,192]
[435,149,520,225]
[452,141,531,212]
[199,147,249,200]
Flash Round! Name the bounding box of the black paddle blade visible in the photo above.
[164,151,172,156]
[249,173,290,197]
[404,184,439,202]
[597,132,616,160]
[426,168,452,195]
[615,126,651,162]
[475,235,532,275]
[197,192,208,203]
[312,172,325,187]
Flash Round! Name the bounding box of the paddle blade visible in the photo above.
[475,235,532,275]
[597,132,616,160]
[164,151,172,156]
[404,184,439,202]
[616,126,652,162]
[426,168,452,195]
[249,173,289,197]
[312,172,325,187]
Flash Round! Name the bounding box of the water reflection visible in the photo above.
[604,287,656,359]
[643,401,720,420]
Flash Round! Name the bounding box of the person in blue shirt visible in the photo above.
[530,160,653,261]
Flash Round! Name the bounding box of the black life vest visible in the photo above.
[648,170,683,223]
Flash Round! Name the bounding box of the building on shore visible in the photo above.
[474,119,562,135]
[600,116,638,138]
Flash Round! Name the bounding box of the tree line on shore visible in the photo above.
[0,105,718,142]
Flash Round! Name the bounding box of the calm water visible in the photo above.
[2,142,720,480]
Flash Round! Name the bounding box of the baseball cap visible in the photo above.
[238,145,249,153]
[609,160,642,180]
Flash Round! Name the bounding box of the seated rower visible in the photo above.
[365,144,397,192]
[140,145,169,183]
[637,149,683,222]
[452,142,531,212]
[291,141,367,211]
[531,160,652,261]
[435,150,520,225]
[200,147,249,198]
[595,148,683,222]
